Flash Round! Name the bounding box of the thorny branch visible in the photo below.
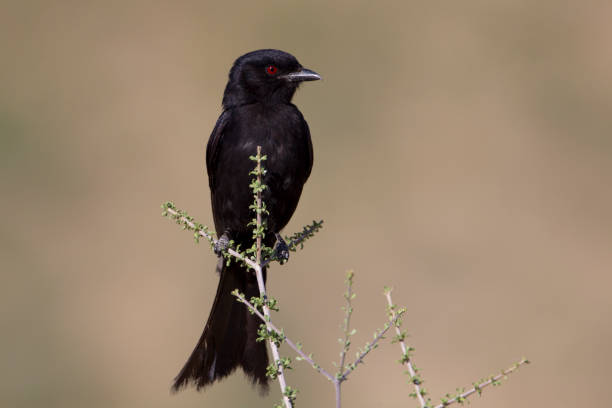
[432,359,530,408]
[162,204,321,270]
[236,283,405,408]
[162,146,530,408]
[233,291,336,383]
[251,146,292,408]
[337,271,355,377]
[338,311,405,381]
[385,289,426,408]
[385,289,529,408]
[163,205,258,270]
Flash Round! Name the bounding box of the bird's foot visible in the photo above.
[214,232,230,256]
[272,233,290,264]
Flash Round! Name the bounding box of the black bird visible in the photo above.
[172,49,320,392]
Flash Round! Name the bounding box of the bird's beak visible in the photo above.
[282,68,321,82]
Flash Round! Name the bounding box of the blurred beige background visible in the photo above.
[1,1,611,407]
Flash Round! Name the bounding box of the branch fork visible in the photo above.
[162,145,529,408]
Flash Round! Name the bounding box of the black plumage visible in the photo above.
[172,49,320,392]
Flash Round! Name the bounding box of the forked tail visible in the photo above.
[172,261,269,392]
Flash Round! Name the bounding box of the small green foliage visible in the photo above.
[455,390,466,404]
[284,220,324,252]
[432,359,529,407]
[283,386,298,405]
[336,270,357,378]
[246,147,284,267]
[266,296,280,312]
[345,270,354,283]
[249,148,268,244]
[265,357,292,380]
[392,331,407,343]
[248,295,280,313]
[231,289,244,299]
[249,178,268,194]
[163,150,529,408]
[399,349,413,365]
[249,295,265,313]
[266,363,280,380]
[249,153,268,163]
[339,307,404,380]
[257,323,285,347]
[161,202,218,246]
[278,357,292,371]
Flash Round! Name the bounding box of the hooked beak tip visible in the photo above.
[283,68,321,82]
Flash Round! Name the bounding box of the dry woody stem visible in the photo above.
[162,146,529,408]
[234,292,335,382]
[385,288,529,408]
[385,290,427,408]
[337,271,354,377]
[252,146,292,408]
[432,359,529,408]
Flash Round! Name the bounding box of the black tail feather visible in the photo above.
[172,260,269,392]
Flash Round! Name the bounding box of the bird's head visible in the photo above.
[222,49,321,108]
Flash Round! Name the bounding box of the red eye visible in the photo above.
[266,65,278,75]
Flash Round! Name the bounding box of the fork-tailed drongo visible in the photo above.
[172,49,320,392]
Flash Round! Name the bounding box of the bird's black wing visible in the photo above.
[304,119,314,181]
[294,107,314,182]
[206,109,232,190]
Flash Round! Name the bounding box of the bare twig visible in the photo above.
[339,310,405,381]
[236,283,402,408]
[164,204,321,270]
[252,146,293,408]
[337,271,355,376]
[385,289,426,408]
[163,206,259,270]
[234,292,335,382]
[163,146,530,408]
[385,289,529,408]
[432,359,530,408]
[285,220,324,251]
[261,219,323,267]
[253,261,292,407]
